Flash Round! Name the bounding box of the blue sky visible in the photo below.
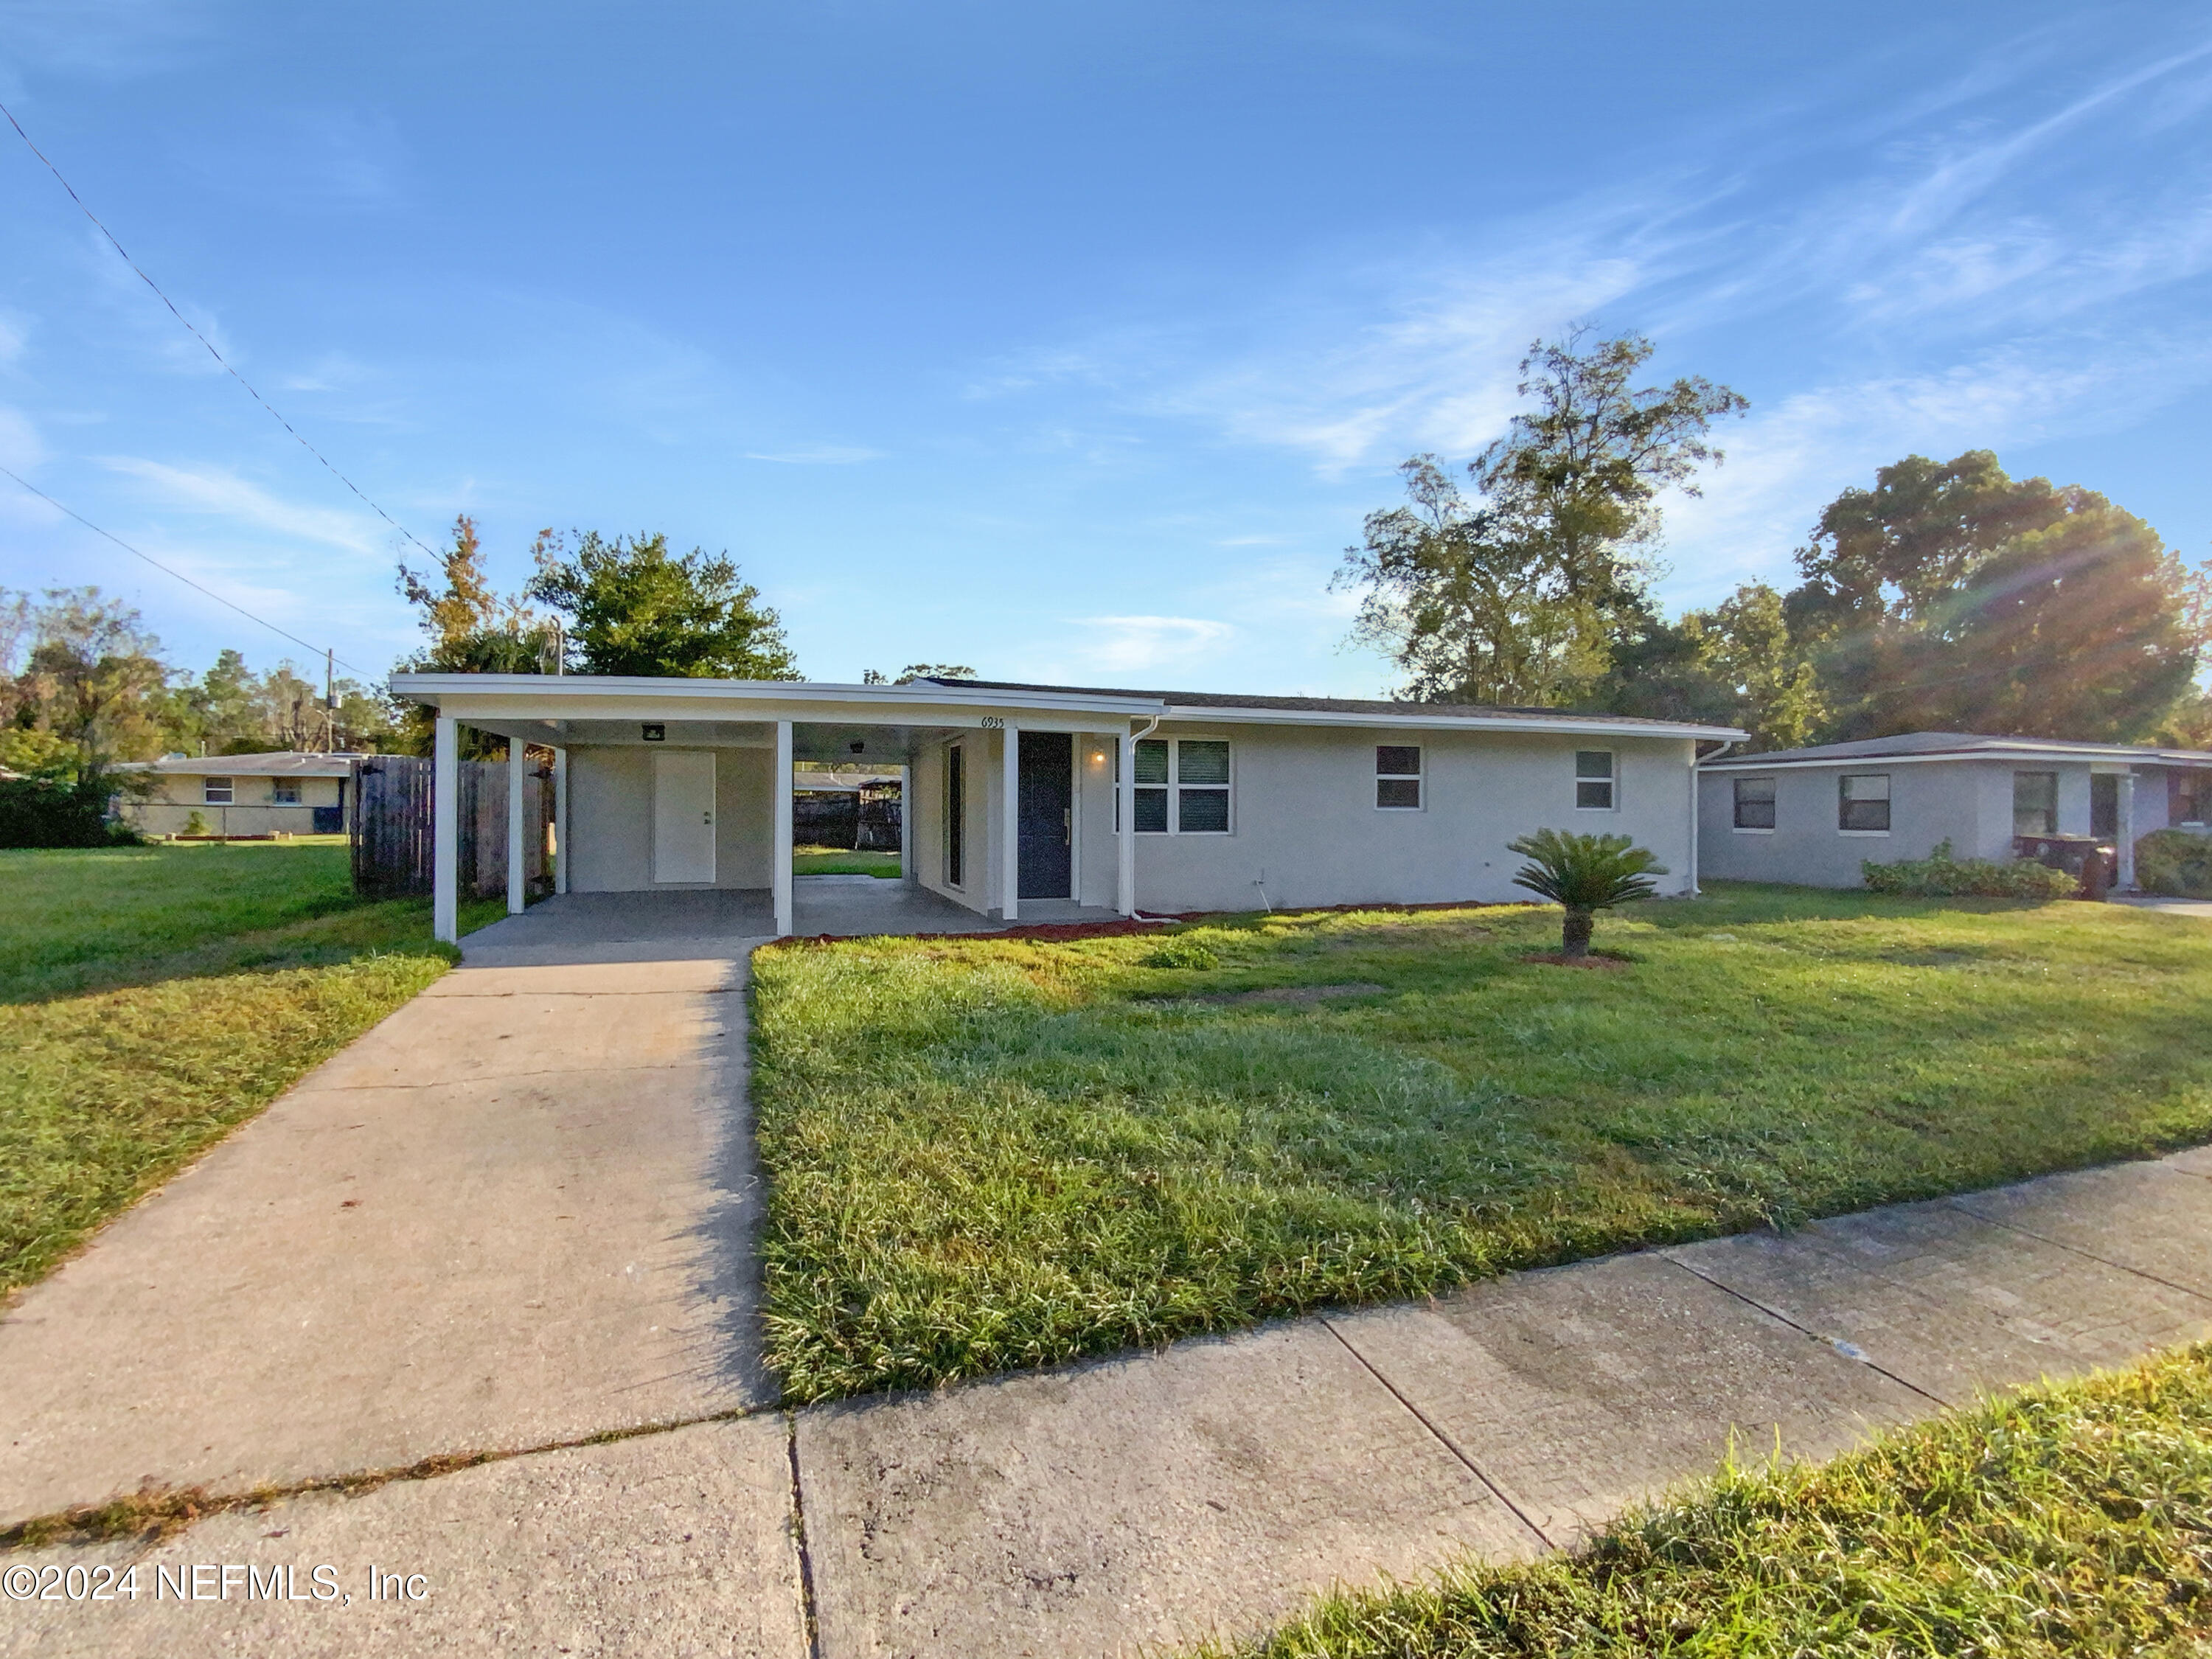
[2,1,2208,696]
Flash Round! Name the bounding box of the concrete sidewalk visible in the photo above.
[8,1152,2209,1658]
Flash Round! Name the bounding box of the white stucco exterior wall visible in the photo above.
[564,743,774,891]
[1111,724,1695,913]
[1697,757,2115,888]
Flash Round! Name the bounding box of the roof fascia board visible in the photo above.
[386,674,1742,740]
[1702,748,2200,771]
[1164,703,1742,740]
[389,674,1163,721]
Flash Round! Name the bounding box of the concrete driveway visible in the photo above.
[0,906,776,1524]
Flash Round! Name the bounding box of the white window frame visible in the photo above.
[1374,744,1423,810]
[203,777,234,805]
[1573,750,1615,811]
[1731,775,1776,833]
[1837,773,1891,835]
[271,778,302,805]
[1125,735,1233,835]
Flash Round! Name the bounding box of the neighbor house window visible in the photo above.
[1575,751,1615,810]
[203,777,234,805]
[1375,745,1422,810]
[1732,776,1776,830]
[272,779,302,805]
[2012,771,2058,838]
[2176,772,2211,827]
[1130,737,1231,833]
[945,745,964,886]
[1839,773,1891,832]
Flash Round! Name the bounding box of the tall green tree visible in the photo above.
[1787,452,2209,742]
[1338,330,1744,704]
[529,531,798,679]
[393,515,554,754]
[5,588,173,766]
[1335,456,1608,705]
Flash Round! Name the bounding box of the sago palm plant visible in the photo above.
[1506,828,1668,957]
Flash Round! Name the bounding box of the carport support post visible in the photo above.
[899,760,916,886]
[773,720,794,936]
[553,747,568,895]
[2118,771,2137,890]
[1001,723,1020,922]
[506,740,527,915]
[433,714,458,944]
[1117,728,1136,917]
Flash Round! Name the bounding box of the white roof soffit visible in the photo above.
[386,674,1742,741]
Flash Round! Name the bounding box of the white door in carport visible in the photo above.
[653,751,715,883]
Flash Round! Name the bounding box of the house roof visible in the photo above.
[121,752,368,779]
[384,671,1742,743]
[917,677,1741,734]
[1701,732,2212,771]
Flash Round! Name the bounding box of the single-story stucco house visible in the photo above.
[388,673,1745,942]
[117,752,364,838]
[1697,731,2212,889]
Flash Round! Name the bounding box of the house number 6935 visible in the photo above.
[978,716,1004,728]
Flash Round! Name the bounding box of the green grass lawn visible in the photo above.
[0,844,503,1299]
[1199,1342,2212,1658]
[751,886,2212,1402]
[793,844,902,877]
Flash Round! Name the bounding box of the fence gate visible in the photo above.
[352,754,557,900]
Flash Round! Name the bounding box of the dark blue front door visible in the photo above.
[1017,731,1073,900]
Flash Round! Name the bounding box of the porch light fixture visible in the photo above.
[641,723,665,742]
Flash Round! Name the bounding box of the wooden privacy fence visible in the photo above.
[351,754,555,900]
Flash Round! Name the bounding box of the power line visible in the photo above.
[0,464,372,678]
[0,98,442,566]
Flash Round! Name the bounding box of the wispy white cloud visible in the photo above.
[743,445,882,465]
[1070,613,1236,676]
[0,407,46,471]
[98,456,381,554]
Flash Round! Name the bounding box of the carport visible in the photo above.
[389,674,1164,942]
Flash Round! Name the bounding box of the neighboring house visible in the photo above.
[1697,732,2212,890]
[389,672,1745,942]
[117,753,365,838]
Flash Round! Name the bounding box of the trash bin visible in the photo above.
[2014,833,2115,900]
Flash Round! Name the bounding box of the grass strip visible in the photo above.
[750,888,2212,1402]
[1198,1342,2212,1658]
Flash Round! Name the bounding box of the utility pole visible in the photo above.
[324,648,336,753]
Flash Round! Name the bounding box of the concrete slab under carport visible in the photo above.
[0,917,772,1527]
[0,1415,807,1659]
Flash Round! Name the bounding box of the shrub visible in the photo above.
[1506,828,1666,957]
[0,776,139,850]
[1141,936,1220,970]
[2135,828,2212,898]
[1862,839,2077,899]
